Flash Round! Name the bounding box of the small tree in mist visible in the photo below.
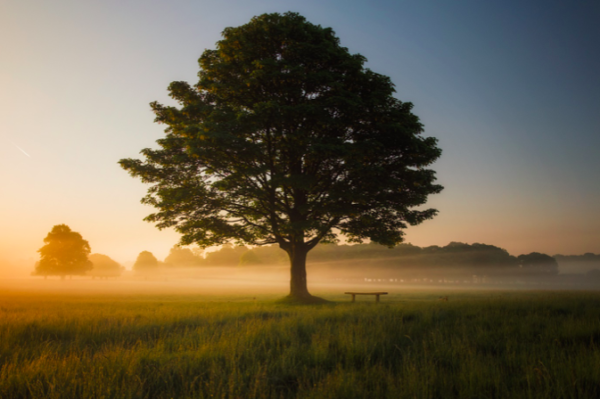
[34,224,92,279]
[88,253,124,278]
[133,251,159,273]
[204,244,248,266]
[239,250,263,266]
[119,12,442,302]
[164,245,204,267]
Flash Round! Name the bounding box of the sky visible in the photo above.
[1,0,599,269]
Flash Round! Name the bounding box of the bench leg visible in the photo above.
[376,294,380,303]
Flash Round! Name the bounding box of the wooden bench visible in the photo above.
[345,292,388,302]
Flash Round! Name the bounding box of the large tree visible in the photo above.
[120,12,443,302]
[34,224,92,278]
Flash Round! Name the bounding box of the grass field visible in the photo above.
[0,286,599,398]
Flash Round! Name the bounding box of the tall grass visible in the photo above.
[1,290,599,398]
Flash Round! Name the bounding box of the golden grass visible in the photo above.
[1,289,599,398]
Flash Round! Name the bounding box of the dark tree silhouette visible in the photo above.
[119,12,443,302]
[133,251,159,272]
[34,224,92,279]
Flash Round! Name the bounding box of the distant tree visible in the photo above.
[393,243,423,257]
[88,254,124,278]
[34,224,92,279]
[164,245,204,267]
[308,242,396,262]
[518,253,558,275]
[306,241,519,279]
[251,245,288,265]
[133,251,159,272]
[234,245,287,266]
[204,245,248,266]
[239,250,262,266]
[119,12,442,302]
[423,242,518,270]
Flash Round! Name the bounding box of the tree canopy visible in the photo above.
[120,12,443,301]
[164,245,203,267]
[88,253,124,278]
[34,224,92,278]
[204,244,248,266]
[133,251,159,272]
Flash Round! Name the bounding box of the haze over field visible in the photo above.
[1,0,599,276]
[4,241,599,296]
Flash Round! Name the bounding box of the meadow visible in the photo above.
[0,284,599,399]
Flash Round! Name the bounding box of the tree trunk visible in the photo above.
[289,244,310,299]
[282,243,327,303]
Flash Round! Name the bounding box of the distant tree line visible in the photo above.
[307,242,561,280]
[151,241,600,280]
[553,253,600,274]
[33,224,600,281]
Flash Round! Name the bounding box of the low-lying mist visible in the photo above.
[4,263,600,298]
[5,241,600,296]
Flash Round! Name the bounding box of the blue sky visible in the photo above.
[1,0,599,266]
